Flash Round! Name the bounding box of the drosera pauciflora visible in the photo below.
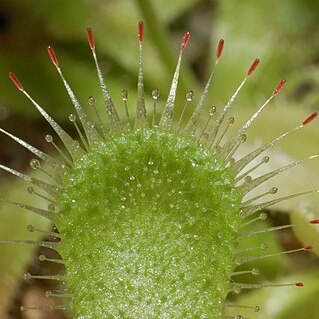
[1,21,319,319]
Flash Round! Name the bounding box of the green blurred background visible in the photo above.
[1,1,319,318]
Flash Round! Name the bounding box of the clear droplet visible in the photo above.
[152,88,160,100]
[48,203,56,211]
[27,187,34,194]
[27,224,35,232]
[263,156,270,163]
[245,176,252,183]
[251,268,260,275]
[240,134,247,143]
[259,212,267,220]
[71,199,77,207]
[69,113,76,122]
[186,90,194,101]
[270,187,278,194]
[23,272,31,280]
[233,286,241,294]
[209,106,216,116]
[121,89,128,101]
[30,159,41,170]
[45,134,53,143]
[88,96,96,107]
[227,117,235,125]
[165,110,173,120]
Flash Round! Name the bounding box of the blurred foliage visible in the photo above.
[215,0,319,108]
[292,206,319,257]
[0,177,50,318]
[0,0,319,318]
[227,268,319,318]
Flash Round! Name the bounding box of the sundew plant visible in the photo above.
[1,21,319,319]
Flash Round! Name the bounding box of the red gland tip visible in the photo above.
[216,39,224,60]
[247,58,260,76]
[138,21,144,43]
[180,32,190,51]
[295,282,304,287]
[273,79,286,96]
[87,28,95,50]
[302,112,318,126]
[304,245,313,250]
[310,219,319,224]
[9,72,23,91]
[47,46,58,66]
